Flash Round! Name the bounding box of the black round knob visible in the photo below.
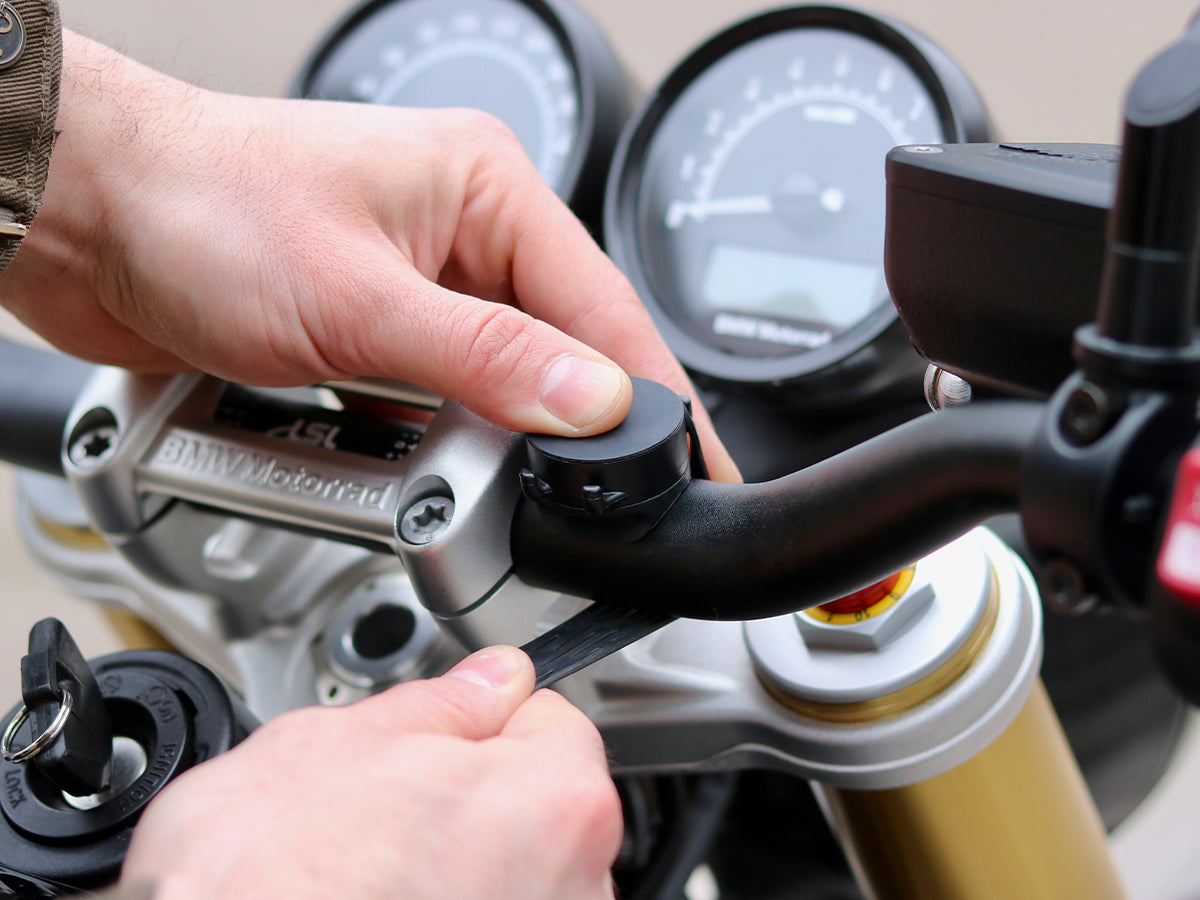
[521,378,693,519]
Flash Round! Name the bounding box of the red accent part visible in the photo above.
[1157,448,1200,606]
[818,572,904,615]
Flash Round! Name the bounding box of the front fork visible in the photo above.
[744,528,1125,900]
[822,682,1120,900]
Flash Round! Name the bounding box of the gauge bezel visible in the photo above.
[292,0,632,231]
[604,4,991,391]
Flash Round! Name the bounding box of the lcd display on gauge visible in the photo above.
[605,6,991,396]
[295,0,631,230]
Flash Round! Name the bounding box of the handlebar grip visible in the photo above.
[0,337,95,476]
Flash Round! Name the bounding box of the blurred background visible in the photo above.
[3,0,1200,895]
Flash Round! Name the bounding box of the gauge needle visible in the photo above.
[665,184,846,229]
[664,195,774,228]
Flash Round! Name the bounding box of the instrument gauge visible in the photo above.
[605,6,991,404]
[295,0,631,230]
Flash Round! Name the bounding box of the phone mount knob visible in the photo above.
[520,378,694,521]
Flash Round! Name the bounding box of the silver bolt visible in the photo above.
[905,145,944,154]
[924,366,973,411]
[1039,559,1097,616]
[399,496,455,545]
[68,426,119,469]
[794,576,935,652]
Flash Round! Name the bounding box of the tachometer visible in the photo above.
[605,5,991,406]
[295,0,631,230]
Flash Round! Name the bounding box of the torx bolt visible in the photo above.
[399,496,455,545]
[68,426,119,469]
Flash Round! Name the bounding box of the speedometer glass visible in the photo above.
[296,0,631,229]
[606,6,990,398]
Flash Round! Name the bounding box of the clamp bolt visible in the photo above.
[399,496,455,545]
[1060,382,1120,445]
[68,426,119,469]
[1039,558,1098,616]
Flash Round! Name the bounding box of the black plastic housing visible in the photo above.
[0,650,255,891]
[521,378,691,521]
[885,142,1119,396]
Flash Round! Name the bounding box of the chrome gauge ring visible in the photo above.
[294,0,632,231]
[604,5,991,406]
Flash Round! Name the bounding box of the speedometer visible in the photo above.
[294,0,632,231]
[605,6,991,405]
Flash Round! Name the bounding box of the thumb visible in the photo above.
[356,275,633,437]
[353,645,537,740]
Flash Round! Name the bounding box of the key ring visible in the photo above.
[1,687,73,763]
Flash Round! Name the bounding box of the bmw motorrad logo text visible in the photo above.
[0,1,24,70]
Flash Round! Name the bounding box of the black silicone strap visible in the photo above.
[0,0,61,276]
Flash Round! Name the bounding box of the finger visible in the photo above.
[687,399,742,484]
[353,645,535,741]
[325,259,630,436]
[448,158,742,481]
[498,690,609,767]
[364,263,740,478]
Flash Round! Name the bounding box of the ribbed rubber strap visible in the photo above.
[0,0,61,276]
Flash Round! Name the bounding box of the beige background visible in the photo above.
[2,1,1200,895]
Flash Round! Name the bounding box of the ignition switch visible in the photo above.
[0,619,256,893]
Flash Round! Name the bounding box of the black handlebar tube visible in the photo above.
[512,401,1041,621]
[0,338,95,477]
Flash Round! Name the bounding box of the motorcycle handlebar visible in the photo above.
[0,338,95,478]
[512,400,1043,620]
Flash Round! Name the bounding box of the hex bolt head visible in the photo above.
[1060,382,1117,445]
[68,426,119,469]
[795,578,936,652]
[399,496,455,545]
[1039,558,1098,616]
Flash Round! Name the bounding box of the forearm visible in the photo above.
[1,31,206,364]
[0,29,739,474]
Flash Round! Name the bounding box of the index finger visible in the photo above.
[508,188,741,482]
[455,148,741,483]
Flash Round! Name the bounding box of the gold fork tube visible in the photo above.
[819,680,1127,900]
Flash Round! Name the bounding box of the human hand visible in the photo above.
[120,646,621,899]
[1,32,738,481]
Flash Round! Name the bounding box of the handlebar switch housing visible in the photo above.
[520,378,697,524]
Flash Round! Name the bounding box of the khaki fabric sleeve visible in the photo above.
[0,0,61,275]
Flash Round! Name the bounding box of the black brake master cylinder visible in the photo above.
[0,619,256,894]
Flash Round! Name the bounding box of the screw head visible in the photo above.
[68,426,119,469]
[1060,382,1115,445]
[794,571,935,652]
[399,496,455,545]
[1039,559,1098,616]
[923,366,973,411]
